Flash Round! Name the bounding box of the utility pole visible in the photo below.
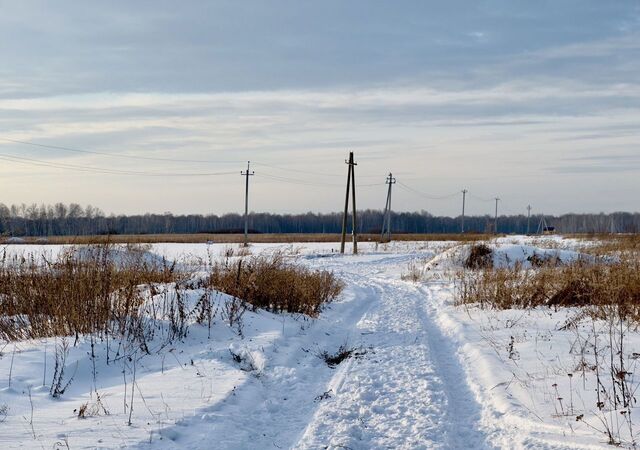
[610,215,617,234]
[241,161,254,247]
[537,214,548,235]
[351,154,358,255]
[461,189,468,233]
[526,205,532,235]
[340,152,358,254]
[380,172,396,242]
[494,197,500,234]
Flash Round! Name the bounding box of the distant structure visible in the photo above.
[380,172,396,243]
[241,161,255,247]
[460,189,468,233]
[340,152,358,255]
[536,214,554,235]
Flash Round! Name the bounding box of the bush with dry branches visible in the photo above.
[207,252,343,316]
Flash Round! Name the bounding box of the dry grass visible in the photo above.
[0,242,344,342]
[208,253,344,316]
[1,233,493,245]
[0,244,179,341]
[401,260,423,282]
[574,234,640,255]
[456,255,640,320]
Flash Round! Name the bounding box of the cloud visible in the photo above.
[0,1,638,215]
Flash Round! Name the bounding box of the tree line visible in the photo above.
[0,203,638,236]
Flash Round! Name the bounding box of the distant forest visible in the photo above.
[0,203,638,236]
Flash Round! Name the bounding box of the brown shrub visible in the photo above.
[464,244,494,270]
[0,244,179,341]
[207,253,343,316]
[456,254,640,320]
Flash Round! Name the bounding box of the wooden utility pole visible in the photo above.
[461,189,468,233]
[241,161,254,247]
[380,172,396,242]
[526,205,532,235]
[494,197,500,234]
[340,152,358,254]
[537,214,549,235]
[350,154,358,255]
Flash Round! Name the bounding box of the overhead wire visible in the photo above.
[252,161,382,179]
[2,137,389,180]
[0,146,388,186]
[255,173,343,187]
[468,193,495,202]
[255,172,385,188]
[0,138,539,220]
[0,145,527,214]
[3,138,523,209]
[396,181,459,200]
[0,137,244,164]
[0,153,238,177]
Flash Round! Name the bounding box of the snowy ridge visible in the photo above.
[423,239,591,279]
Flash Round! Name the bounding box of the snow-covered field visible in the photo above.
[0,237,635,449]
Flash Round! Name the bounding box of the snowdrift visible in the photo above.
[423,241,593,278]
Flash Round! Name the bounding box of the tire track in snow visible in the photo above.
[137,251,493,449]
[296,265,493,449]
[416,283,494,449]
[137,271,379,450]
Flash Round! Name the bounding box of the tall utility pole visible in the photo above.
[340,152,358,254]
[494,197,500,234]
[241,161,254,247]
[610,215,617,234]
[380,172,396,242]
[461,189,468,233]
[537,214,549,235]
[526,205,532,235]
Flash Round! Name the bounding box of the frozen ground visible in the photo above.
[0,237,631,449]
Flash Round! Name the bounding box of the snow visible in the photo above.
[0,237,633,449]
[4,237,26,244]
[423,237,592,278]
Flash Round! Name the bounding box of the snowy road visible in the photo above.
[144,251,494,449]
[297,266,492,449]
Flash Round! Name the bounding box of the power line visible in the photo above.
[396,181,459,200]
[0,153,238,177]
[0,150,388,187]
[2,137,385,178]
[468,193,494,202]
[255,173,342,187]
[256,172,384,188]
[252,161,381,179]
[0,137,243,164]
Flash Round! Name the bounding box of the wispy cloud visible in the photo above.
[0,1,638,215]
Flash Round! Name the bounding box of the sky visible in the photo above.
[0,0,638,217]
